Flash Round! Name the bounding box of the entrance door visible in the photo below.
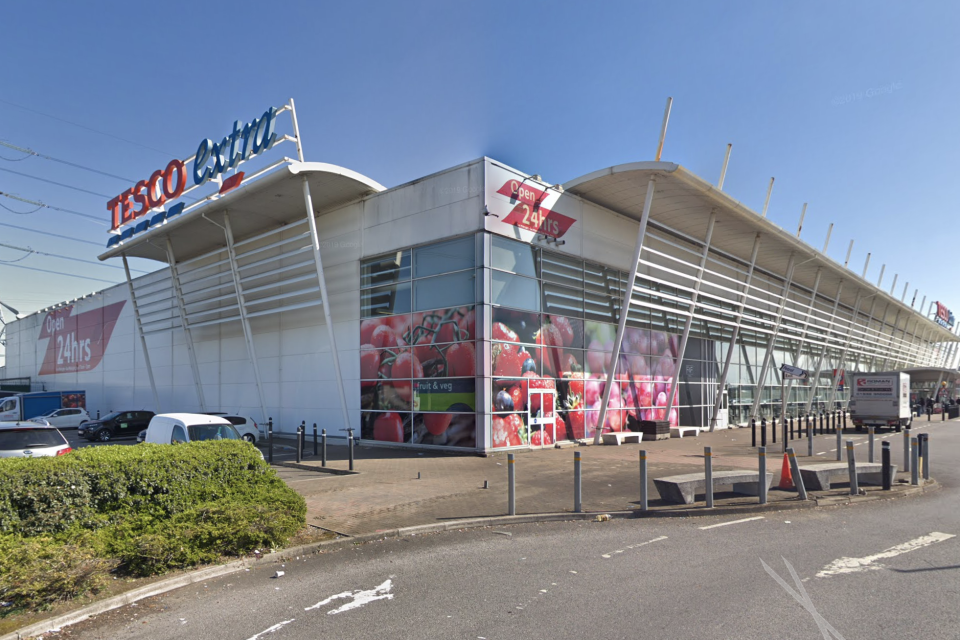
[527,389,557,449]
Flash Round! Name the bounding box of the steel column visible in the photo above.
[826,290,864,410]
[122,255,161,411]
[164,237,207,411]
[804,280,844,413]
[595,177,657,444]
[785,267,822,404]
[666,211,716,418]
[289,98,352,434]
[749,252,797,420]
[222,212,269,429]
[709,233,762,430]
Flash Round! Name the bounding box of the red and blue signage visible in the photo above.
[934,302,954,329]
[106,106,279,248]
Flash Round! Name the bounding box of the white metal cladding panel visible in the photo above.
[363,161,484,230]
[362,196,483,258]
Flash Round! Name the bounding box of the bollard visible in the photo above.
[846,440,858,496]
[881,441,891,490]
[296,422,303,464]
[312,423,318,457]
[790,416,794,440]
[819,412,824,435]
[787,447,807,501]
[805,413,810,434]
[508,453,516,515]
[347,428,355,471]
[772,417,777,444]
[942,408,946,422]
[704,446,714,508]
[807,425,813,457]
[639,450,648,511]
[761,418,767,447]
[96,410,100,420]
[268,418,274,464]
[836,423,843,461]
[843,409,847,429]
[782,417,787,453]
[758,446,767,505]
[920,433,930,481]
[910,437,919,485]
[927,408,931,422]
[321,429,327,467]
[751,418,757,447]
[573,451,582,513]
[902,428,911,473]
[868,427,875,463]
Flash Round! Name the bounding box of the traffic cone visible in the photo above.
[778,453,795,490]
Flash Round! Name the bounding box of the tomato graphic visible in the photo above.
[391,351,423,379]
[423,413,453,436]
[361,319,385,345]
[413,334,442,366]
[493,322,519,342]
[458,309,476,341]
[373,412,404,442]
[388,315,411,338]
[360,344,380,382]
[371,325,398,348]
[446,342,476,377]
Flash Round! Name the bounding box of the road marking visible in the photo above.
[246,619,295,640]
[305,579,394,614]
[762,557,846,639]
[816,532,956,578]
[601,535,668,558]
[699,516,765,530]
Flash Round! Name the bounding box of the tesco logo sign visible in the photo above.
[107,107,279,235]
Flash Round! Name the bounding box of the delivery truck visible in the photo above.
[847,372,911,431]
[0,390,86,423]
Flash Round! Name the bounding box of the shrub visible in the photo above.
[0,441,306,611]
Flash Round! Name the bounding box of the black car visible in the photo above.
[78,410,155,442]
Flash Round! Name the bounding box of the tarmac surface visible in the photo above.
[264,414,949,535]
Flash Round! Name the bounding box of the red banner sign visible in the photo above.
[38,302,125,375]
[496,180,575,238]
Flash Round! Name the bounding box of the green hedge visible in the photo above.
[0,442,305,612]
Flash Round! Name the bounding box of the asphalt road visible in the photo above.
[46,421,960,640]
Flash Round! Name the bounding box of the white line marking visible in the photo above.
[246,619,295,640]
[305,579,394,614]
[816,532,956,578]
[699,516,765,530]
[762,557,846,639]
[601,535,668,558]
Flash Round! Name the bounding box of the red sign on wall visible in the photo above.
[38,302,125,375]
[495,180,576,238]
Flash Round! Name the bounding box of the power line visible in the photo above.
[0,221,102,247]
[0,140,135,182]
[0,98,176,157]
[0,241,146,273]
[0,166,113,199]
[0,261,118,284]
[0,191,105,224]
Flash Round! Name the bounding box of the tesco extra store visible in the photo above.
[3,101,955,452]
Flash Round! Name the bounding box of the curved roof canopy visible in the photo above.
[564,162,958,343]
[98,161,385,263]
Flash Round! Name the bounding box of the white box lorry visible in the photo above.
[848,372,911,431]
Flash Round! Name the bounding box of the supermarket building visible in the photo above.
[3,101,958,452]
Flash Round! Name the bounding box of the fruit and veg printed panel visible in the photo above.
[361,411,477,448]
[491,307,679,448]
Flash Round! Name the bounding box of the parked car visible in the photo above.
[29,407,91,429]
[143,414,263,459]
[202,413,261,443]
[78,410,155,442]
[0,423,72,458]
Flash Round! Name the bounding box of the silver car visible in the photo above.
[0,424,73,458]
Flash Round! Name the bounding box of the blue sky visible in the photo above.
[1,1,958,356]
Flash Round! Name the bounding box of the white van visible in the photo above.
[144,413,243,444]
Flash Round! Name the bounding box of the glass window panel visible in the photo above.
[413,236,475,278]
[583,262,619,294]
[541,251,583,288]
[413,412,476,448]
[361,282,411,317]
[491,271,540,312]
[584,290,618,323]
[545,315,585,349]
[361,251,410,289]
[491,235,538,278]
[360,411,411,443]
[413,271,476,311]
[492,308,540,344]
[543,283,584,317]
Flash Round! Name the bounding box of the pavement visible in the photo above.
[263,415,951,536]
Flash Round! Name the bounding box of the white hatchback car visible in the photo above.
[30,407,91,429]
[0,424,72,458]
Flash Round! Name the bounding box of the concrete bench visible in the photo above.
[653,470,773,505]
[670,426,699,438]
[601,431,643,445]
[796,462,899,491]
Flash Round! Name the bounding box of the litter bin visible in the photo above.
[948,405,959,420]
